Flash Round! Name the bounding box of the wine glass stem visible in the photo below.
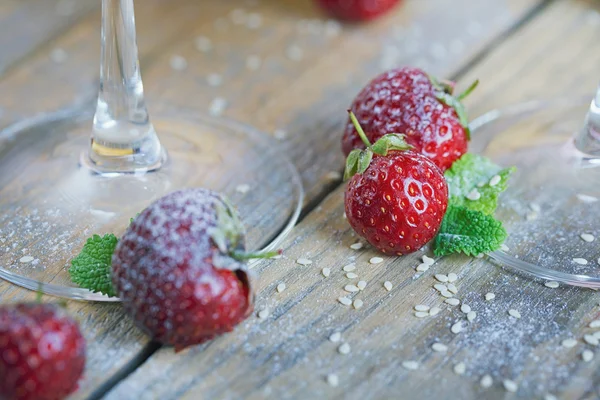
[86,0,164,173]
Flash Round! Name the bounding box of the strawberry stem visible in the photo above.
[348,110,372,148]
[456,79,479,101]
[231,249,282,261]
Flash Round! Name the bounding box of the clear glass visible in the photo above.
[0,0,304,301]
[470,92,600,288]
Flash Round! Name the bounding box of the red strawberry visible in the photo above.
[316,0,400,21]
[342,67,478,171]
[344,112,448,255]
[0,303,86,400]
[112,188,270,352]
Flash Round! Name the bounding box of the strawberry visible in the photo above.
[112,188,272,352]
[342,67,478,171]
[0,303,86,400]
[344,112,448,255]
[315,0,400,21]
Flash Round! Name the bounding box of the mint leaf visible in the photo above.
[445,153,515,215]
[434,205,507,257]
[69,234,117,297]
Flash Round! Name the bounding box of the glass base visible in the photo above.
[470,97,600,288]
[0,108,303,301]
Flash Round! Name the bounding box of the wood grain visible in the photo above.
[103,1,600,399]
[0,0,98,75]
[0,0,564,398]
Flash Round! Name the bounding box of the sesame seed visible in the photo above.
[434,284,447,292]
[460,304,471,314]
[195,36,212,52]
[589,320,600,328]
[257,308,270,319]
[434,274,449,283]
[583,334,599,346]
[429,307,441,316]
[453,362,466,375]
[466,189,481,201]
[230,8,246,24]
[276,283,286,293]
[503,379,518,393]
[485,293,496,301]
[353,299,364,309]
[286,45,304,61]
[415,311,429,318]
[480,375,493,388]
[344,285,359,293]
[326,373,339,387]
[370,257,384,264]
[343,264,356,272]
[324,19,342,36]
[447,283,458,294]
[338,343,351,355]
[169,55,188,71]
[338,297,352,305]
[475,253,484,258]
[432,343,448,352]
[441,290,454,298]
[577,194,599,203]
[573,258,588,265]
[346,272,358,279]
[350,242,363,250]
[526,212,538,221]
[544,394,558,400]
[451,321,463,334]
[529,203,541,213]
[19,256,34,263]
[402,361,419,370]
[50,48,68,63]
[414,304,430,312]
[206,73,223,87]
[296,258,313,266]
[235,184,251,194]
[583,349,594,362]
[422,255,435,265]
[508,309,521,319]
[209,97,227,116]
[545,281,559,288]
[500,244,509,251]
[274,129,287,140]
[447,273,458,283]
[322,268,331,278]
[245,12,262,29]
[445,298,460,306]
[383,281,393,291]
[329,332,341,342]
[416,263,430,272]
[489,175,501,186]
[561,338,578,348]
[357,281,367,290]
[467,311,477,322]
[246,55,261,70]
[581,233,595,242]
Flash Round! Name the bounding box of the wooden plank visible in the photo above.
[0,0,98,75]
[103,0,600,399]
[0,0,222,127]
[140,0,545,204]
[0,0,542,398]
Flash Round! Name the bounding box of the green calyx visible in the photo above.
[209,197,281,262]
[429,75,479,140]
[344,111,412,181]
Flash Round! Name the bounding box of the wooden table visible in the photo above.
[1,0,600,398]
